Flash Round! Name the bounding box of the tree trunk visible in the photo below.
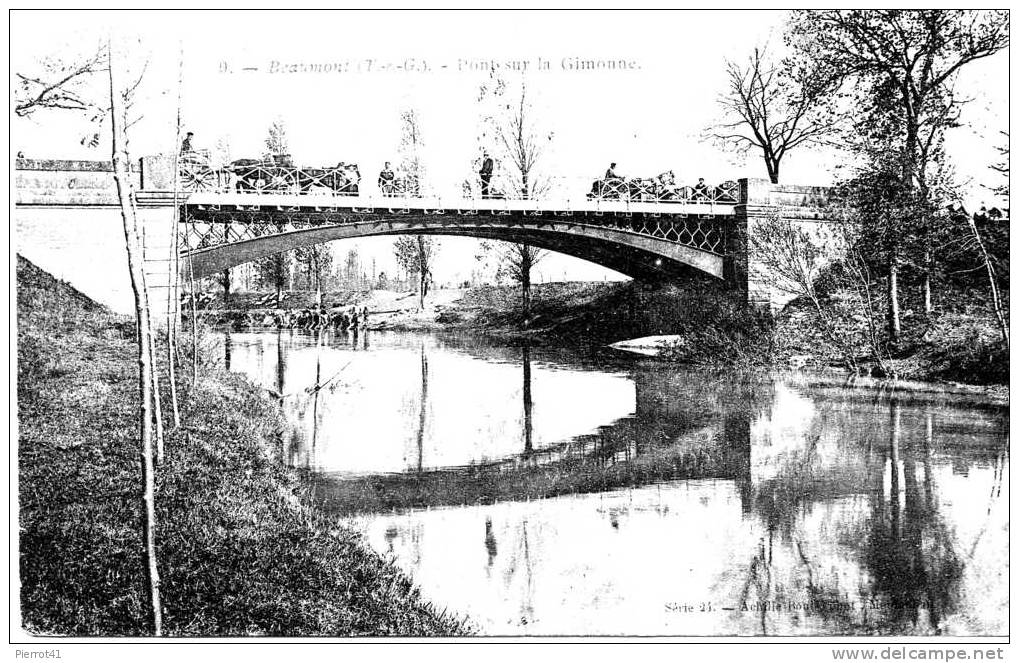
[222,268,231,308]
[416,236,428,310]
[108,39,163,636]
[142,278,165,464]
[890,107,918,342]
[522,344,533,454]
[521,247,532,320]
[887,259,901,343]
[165,92,182,429]
[765,151,780,184]
[922,266,932,317]
[416,345,428,473]
[127,191,166,462]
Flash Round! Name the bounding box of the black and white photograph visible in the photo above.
[9,7,1011,659]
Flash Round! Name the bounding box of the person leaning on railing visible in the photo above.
[692,177,709,202]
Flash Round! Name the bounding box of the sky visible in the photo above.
[11,10,1010,285]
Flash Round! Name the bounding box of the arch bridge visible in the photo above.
[135,154,768,283]
[167,189,737,282]
[15,155,835,317]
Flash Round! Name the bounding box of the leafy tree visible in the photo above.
[393,235,437,309]
[787,9,1009,340]
[343,247,361,288]
[264,117,288,158]
[215,268,231,307]
[498,242,546,318]
[295,244,333,294]
[254,252,291,307]
[252,120,296,305]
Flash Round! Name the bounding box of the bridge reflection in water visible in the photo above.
[212,330,1008,636]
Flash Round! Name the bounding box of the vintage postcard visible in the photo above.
[10,8,1010,660]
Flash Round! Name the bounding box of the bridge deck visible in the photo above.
[137,190,738,217]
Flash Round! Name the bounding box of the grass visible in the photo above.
[17,256,469,636]
[771,281,1010,385]
[449,278,1006,385]
[447,278,774,361]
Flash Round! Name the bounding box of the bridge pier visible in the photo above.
[730,178,835,313]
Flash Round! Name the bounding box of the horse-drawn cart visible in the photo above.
[588,172,739,204]
[180,152,361,195]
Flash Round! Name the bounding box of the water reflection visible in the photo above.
[213,330,1008,636]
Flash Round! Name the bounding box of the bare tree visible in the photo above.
[165,43,184,429]
[107,37,163,636]
[476,77,553,316]
[970,133,1010,349]
[710,47,838,184]
[15,44,107,117]
[964,214,1008,349]
[17,37,166,633]
[398,108,425,194]
[751,210,902,373]
[392,108,437,309]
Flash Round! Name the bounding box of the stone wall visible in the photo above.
[729,178,839,312]
[15,158,147,206]
[15,158,176,320]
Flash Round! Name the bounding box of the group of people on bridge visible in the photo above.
[181,131,727,202]
[599,163,715,201]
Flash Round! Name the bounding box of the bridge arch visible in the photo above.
[183,217,726,282]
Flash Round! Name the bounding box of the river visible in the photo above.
[211,328,1009,637]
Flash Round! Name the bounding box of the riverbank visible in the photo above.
[17,256,468,636]
[195,274,1008,389]
[442,281,1008,388]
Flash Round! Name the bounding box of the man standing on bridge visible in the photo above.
[180,131,194,155]
[378,161,396,196]
[479,152,494,199]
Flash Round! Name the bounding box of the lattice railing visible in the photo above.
[603,215,726,254]
[180,208,728,257]
[178,155,741,208]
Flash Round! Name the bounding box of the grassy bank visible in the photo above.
[194,274,1007,387]
[431,279,1008,386]
[17,256,468,636]
[443,278,769,352]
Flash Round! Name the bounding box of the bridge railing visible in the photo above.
[178,155,741,208]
